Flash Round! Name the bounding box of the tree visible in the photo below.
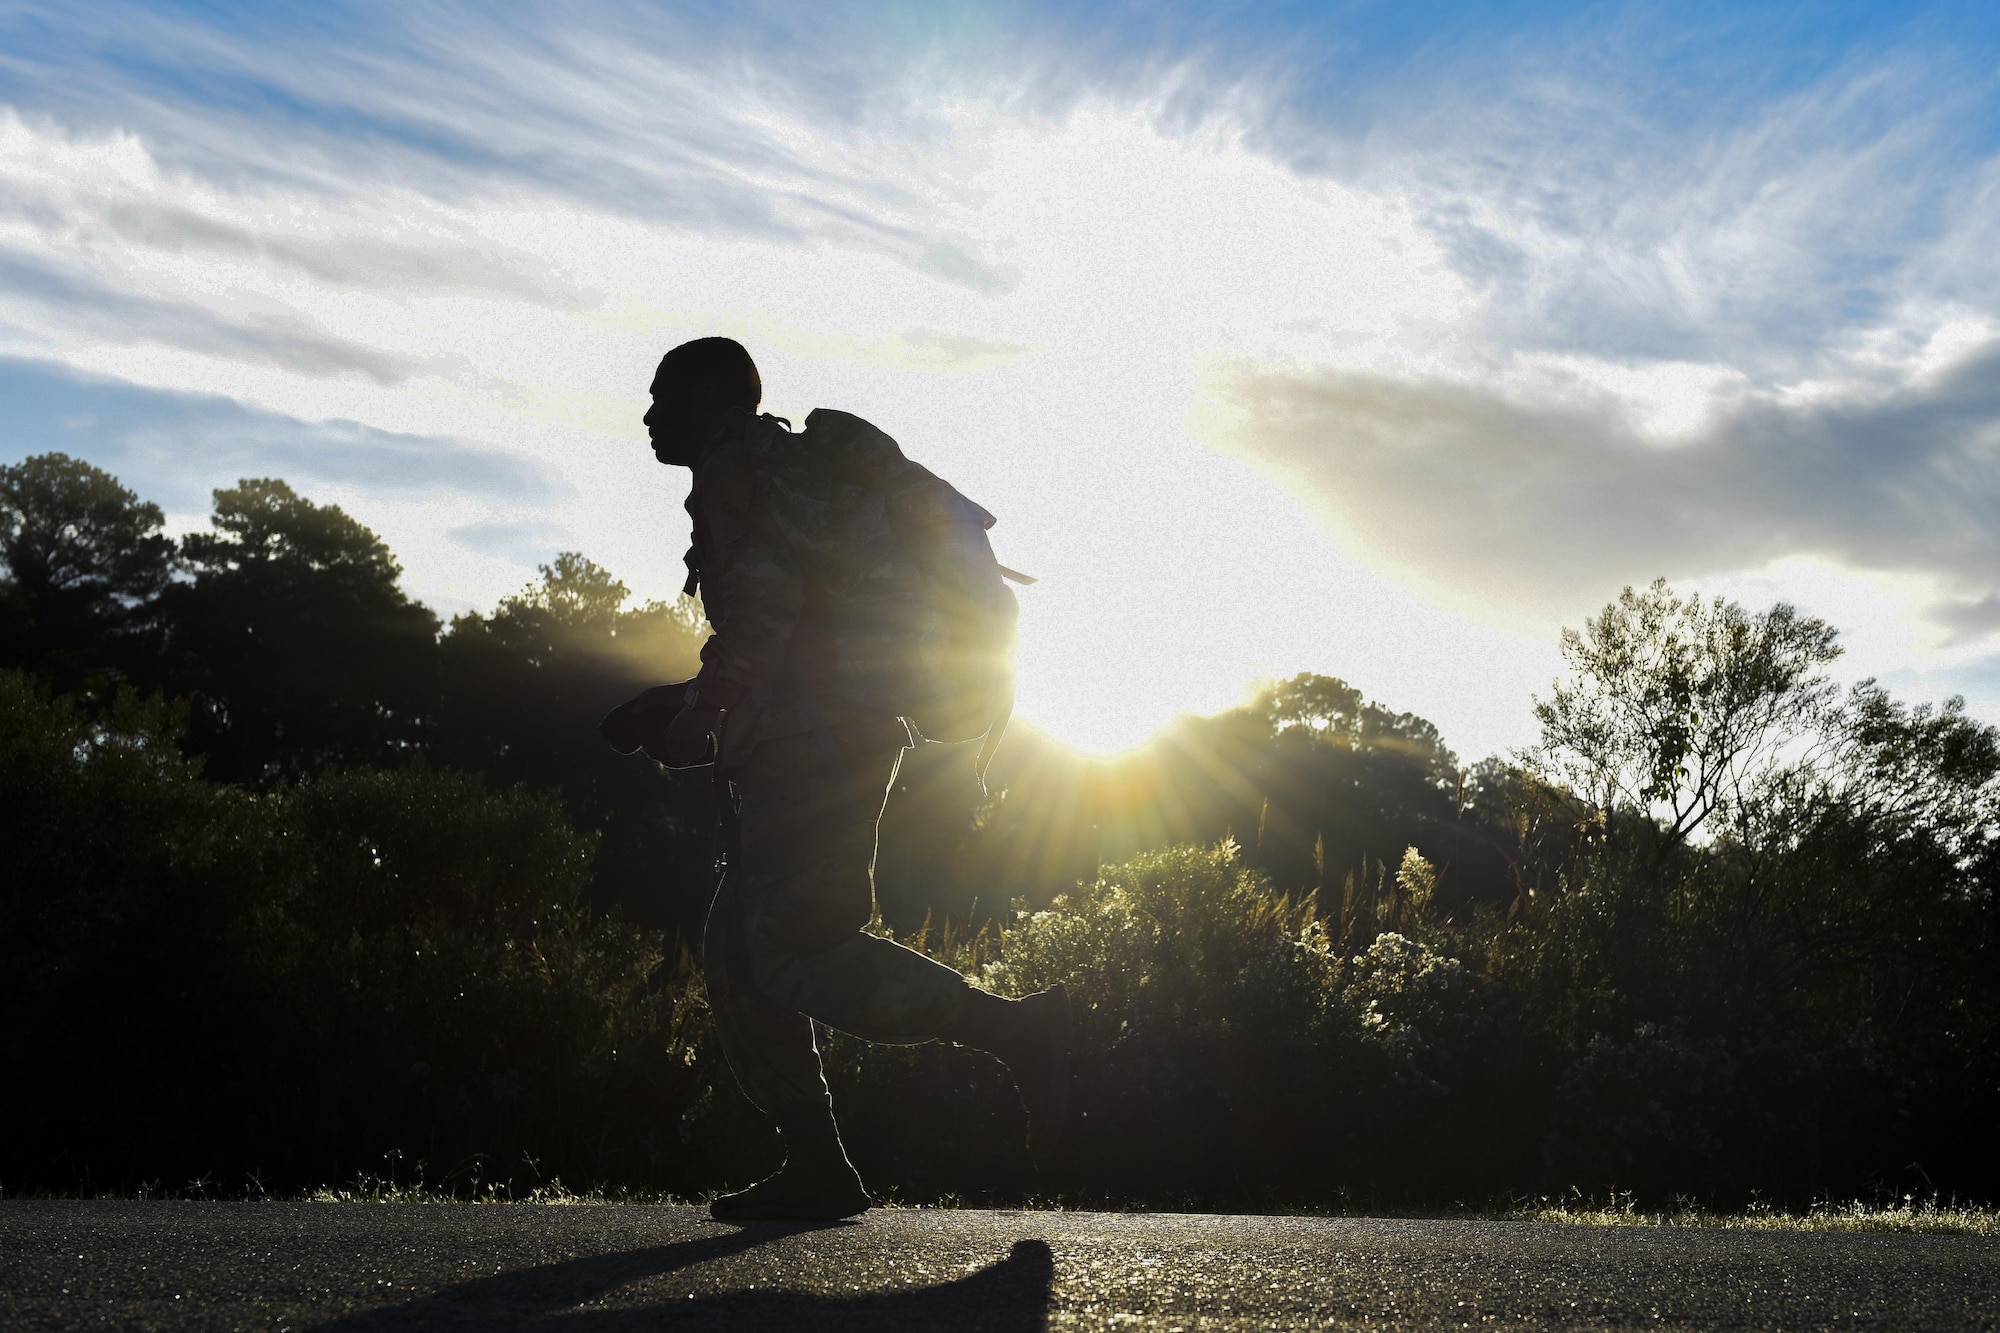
[941,672,1508,932]
[161,479,440,782]
[0,453,174,695]
[438,553,706,789]
[1261,673,1364,737]
[1718,681,2000,1009]
[1521,582,1855,1019]
[437,554,711,930]
[1531,578,1843,861]
[1232,673,1482,913]
[1513,582,2000,1199]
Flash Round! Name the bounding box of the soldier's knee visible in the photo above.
[748,873,870,960]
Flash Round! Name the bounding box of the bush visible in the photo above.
[0,672,267,1188]
[5,600,1997,1208]
[930,843,1532,1205]
[0,672,745,1197]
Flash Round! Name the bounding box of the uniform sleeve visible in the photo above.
[690,465,803,701]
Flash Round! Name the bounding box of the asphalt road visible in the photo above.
[3,1200,1997,1331]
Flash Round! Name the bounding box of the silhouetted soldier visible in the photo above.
[602,337,1069,1222]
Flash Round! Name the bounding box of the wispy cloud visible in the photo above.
[0,251,426,383]
[5,0,2000,750]
[0,2,1016,289]
[1,356,562,513]
[446,517,571,566]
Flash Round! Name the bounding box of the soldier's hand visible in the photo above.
[599,681,691,755]
[659,704,721,768]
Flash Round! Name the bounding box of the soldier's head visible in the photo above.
[644,337,762,466]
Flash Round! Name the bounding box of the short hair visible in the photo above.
[659,337,761,412]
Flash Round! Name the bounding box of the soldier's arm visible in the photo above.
[687,468,805,707]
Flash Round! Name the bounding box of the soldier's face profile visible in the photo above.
[644,364,697,465]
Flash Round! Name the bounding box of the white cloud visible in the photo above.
[1205,338,2000,637]
[5,9,2000,752]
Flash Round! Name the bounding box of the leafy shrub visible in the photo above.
[1542,1020,1738,1197]
[0,672,267,1188]
[5,565,1999,1211]
[0,673,745,1196]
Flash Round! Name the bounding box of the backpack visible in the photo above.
[768,409,1026,777]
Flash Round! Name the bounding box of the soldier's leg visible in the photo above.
[700,857,834,1117]
[701,782,868,1221]
[733,722,975,1043]
[724,718,1073,1178]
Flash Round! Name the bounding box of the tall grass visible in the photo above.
[1514,1195,2000,1236]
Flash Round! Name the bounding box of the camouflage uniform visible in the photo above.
[684,408,975,1120]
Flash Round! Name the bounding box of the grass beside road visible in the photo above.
[17,1178,2000,1236]
[300,1186,2000,1235]
[1512,1196,2000,1236]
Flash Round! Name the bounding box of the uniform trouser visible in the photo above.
[703,720,974,1122]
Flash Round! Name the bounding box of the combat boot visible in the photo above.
[944,983,1072,1165]
[708,1108,870,1223]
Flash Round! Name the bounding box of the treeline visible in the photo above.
[3,452,1998,1206]
[0,455,716,932]
[0,452,1500,939]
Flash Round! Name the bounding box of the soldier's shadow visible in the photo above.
[323,1225,1053,1331]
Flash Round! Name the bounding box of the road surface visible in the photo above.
[3,1200,1997,1329]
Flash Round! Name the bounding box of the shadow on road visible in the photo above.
[321,1226,1053,1331]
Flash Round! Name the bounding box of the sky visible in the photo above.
[4,1,2000,758]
